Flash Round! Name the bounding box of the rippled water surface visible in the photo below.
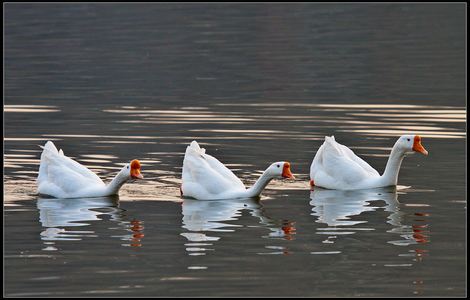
[4,3,466,297]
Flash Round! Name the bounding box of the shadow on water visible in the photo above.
[37,195,145,250]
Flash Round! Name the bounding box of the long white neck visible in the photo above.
[246,170,275,198]
[380,145,406,186]
[105,173,128,196]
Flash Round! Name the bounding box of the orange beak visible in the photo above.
[282,162,295,179]
[130,159,144,179]
[412,135,428,156]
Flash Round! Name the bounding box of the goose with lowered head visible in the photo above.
[181,141,295,200]
[310,135,428,190]
[37,141,143,198]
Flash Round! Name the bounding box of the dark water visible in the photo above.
[4,3,466,297]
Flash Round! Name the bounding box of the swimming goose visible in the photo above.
[37,141,143,198]
[310,135,428,190]
[181,141,295,200]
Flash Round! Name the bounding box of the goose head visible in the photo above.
[266,161,295,179]
[397,135,428,156]
[117,159,144,181]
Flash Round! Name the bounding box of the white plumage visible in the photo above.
[37,141,142,198]
[181,141,294,200]
[310,135,428,190]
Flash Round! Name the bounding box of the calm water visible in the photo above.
[4,3,467,297]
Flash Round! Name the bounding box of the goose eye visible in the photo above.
[407,138,410,142]
[277,164,280,168]
[127,166,129,169]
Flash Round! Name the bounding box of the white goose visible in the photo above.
[310,135,428,190]
[181,141,295,200]
[37,141,143,198]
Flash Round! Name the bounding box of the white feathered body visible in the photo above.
[310,136,386,190]
[181,141,249,200]
[37,141,112,198]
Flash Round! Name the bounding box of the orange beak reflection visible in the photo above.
[282,162,295,179]
[130,159,144,179]
[412,135,428,156]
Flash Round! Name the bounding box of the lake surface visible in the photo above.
[4,3,467,297]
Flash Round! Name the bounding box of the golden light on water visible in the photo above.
[4,102,466,201]
[4,105,61,113]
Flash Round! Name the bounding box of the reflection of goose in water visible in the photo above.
[310,187,430,251]
[38,196,121,227]
[180,198,295,255]
[310,187,400,228]
[310,186,431,296]
[37,196,144,249]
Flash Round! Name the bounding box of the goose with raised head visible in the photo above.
[37,141,143,198]
[310,135,428,190]
[181,141,295,200]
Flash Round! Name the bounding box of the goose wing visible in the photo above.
[311,136,379,187]
[182,141,245,196]
[37,141,104,195]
